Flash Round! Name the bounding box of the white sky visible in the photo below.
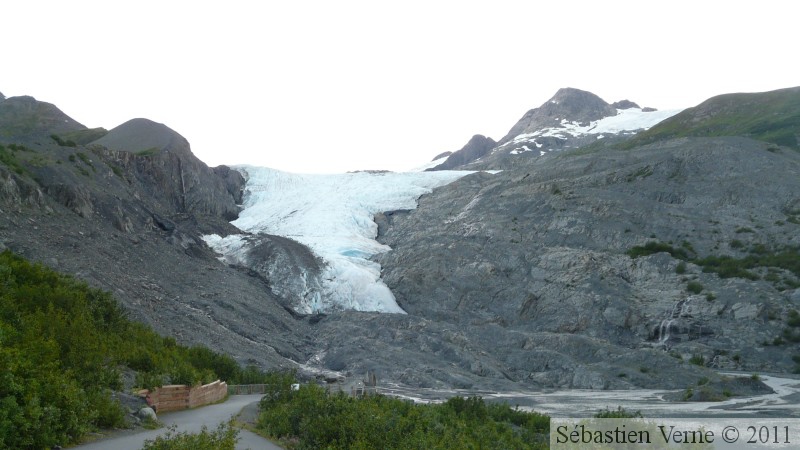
[2,1,798,173]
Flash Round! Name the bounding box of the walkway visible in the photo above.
[76,394,282,450]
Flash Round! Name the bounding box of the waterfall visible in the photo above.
[656,298,693,348]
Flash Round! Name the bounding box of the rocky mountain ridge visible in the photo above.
[429,87,677,170]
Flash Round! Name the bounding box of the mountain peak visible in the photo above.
[611,99,641,110]
[91,118,190,156]
[427,134,496,171]
[0,91,5,102]
[496,88,617,147]
[0,95,86,138]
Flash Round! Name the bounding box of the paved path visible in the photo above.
[76,394,282,449]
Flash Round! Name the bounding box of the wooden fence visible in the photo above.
[146,380,228,412]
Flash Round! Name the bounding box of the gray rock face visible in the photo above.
[611,100,641,109]
[91,119,241,220]
[0,91,5,102]
[370,136,800,389]
[213,165,246,205]
[428,135,496,170]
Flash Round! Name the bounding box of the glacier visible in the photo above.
[204,167,476,314]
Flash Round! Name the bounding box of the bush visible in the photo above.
[689,354,705,366]
[257,380,549,449]
[594,406,642,418]
[675,261,687,274]
[687,281,704,294]
[142,420,239,450]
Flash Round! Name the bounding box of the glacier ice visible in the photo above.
[204,167,475,314]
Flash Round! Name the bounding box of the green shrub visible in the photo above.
[136,147,159,157]
[142,420,239,450]
[687,281,704,294]
[675,261,687,274]
[788,310,800,327]
[0,146,27,175]
[689,354,705,366]
[50,134,77,147]
[594,406,642,418]
[257,380,549,449]
[730,239,744,249]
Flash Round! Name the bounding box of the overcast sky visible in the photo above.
[2,1,798,173]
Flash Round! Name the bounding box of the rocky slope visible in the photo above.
[377,135,800,387]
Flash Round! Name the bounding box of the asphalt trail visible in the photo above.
[75,394,282,449]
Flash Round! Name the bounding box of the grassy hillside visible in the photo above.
[623,86,800,149]
[0,250,268,449]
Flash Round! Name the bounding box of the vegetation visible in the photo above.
[75,151,96,172]
[622,87,800,150]
[141,420,239,450]
[0,143,29,175]
[60,127,108,146]
[136,147,160,157]
[686,281,704,294]
[593,406,642,418]
[50,134,77,147]
[256,372,549,449]
[628,240,800,289]
[0,250,272,449]
[689,354,706,366]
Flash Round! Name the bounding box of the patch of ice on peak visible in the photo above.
[509,107,682,143]
[510,145,535,155]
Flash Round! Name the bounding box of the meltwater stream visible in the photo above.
[204,166,475,313]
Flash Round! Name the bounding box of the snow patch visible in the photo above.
[508,107,682,148]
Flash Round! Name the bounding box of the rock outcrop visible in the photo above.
[428,135,496,170]
[91,118,241,220]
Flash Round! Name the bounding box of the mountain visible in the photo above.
[2,87,798,399]
[0,94,86,138]
[623,86,800,150]
[0,94,314,371]
[430,87,681,170]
